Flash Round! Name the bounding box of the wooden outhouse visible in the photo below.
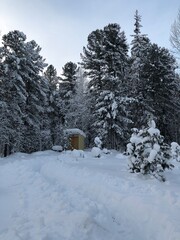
[64,128,86,150]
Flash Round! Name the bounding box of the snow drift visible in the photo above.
[0,150,180,240]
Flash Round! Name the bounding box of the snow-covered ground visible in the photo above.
[0,150,180,240]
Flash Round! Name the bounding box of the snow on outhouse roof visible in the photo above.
[64,128,86,137]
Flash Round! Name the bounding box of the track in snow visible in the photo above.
[0,150,180,240]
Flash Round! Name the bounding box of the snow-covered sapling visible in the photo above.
[126,120,174,181]
[52,145,63,152]
[72,149,85,159]
[91,147,101,158]
[92,136,103,158]
[102,148,111,154]
[94,137,103,149]
[171,142,180,162]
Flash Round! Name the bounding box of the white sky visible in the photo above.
[0,0,179,73]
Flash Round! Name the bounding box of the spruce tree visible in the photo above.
[142,44,180,142]
[44,64,59,91]
[127,120,174,181]
[171,142,180,161]
[21,39,48,152]
[65,67,90,131]
[129,10,152,128]
[59,61,78,131]
[1,30,48,153]
[129,11,180,143]
[81,24,131,149]
[59,61,78,101]
[0,32,27,155]
[44,64,64,146]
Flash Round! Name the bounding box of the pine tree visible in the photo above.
[0,32,27,155]
[171,142,180,161]
[81,24,131,149]
[81,28,106,146]
[21,39,48,152]
[1,30,48,153]
[59,61,78,127]
[44,64,59,91]
[129,11,180,143]
[59,61,78,101]
[65,67,90,131]
[129,10,152,128]
[126,120,174,181]
[81,28,104,91]
[142,44,180,142]
[44,64,64,146]
[170,74,180,143]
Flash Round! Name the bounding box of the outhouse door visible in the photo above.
[71,135,79,149]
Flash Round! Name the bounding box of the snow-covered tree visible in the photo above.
[129,10,152,128]
[81,24,131,149]
[0,30,48,153]
[171,142,180,162]
[0,31,27,155]
[59,61,78,101]
[44,64,64,146]
[65,67,90,131]
[94,136,102,149]
[129,11,180,143]
[142,44,179,142]
[59,61,78,130]
[44,64,59,91]
[126,120,174,181]
[20,38,48,152]
[170,9,180,56]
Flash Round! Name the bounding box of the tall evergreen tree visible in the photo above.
[142,43,180,142]
[59,61,78,128]
[44,64,59,91]
[44,64,64,146]
[21,38,48,152]
[59,61,78,101]
[81,24,131,149]
[171,74,180,143]
[0,30,48,153]
[65,67,90,130]
[0,31,27,155]
[129,10,152,128]
[129,11,180,143]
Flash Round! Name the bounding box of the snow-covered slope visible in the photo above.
[0,150,180,240]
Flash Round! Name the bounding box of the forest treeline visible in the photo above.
[0,11,179,156]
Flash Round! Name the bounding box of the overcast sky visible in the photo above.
[0,0,179,73]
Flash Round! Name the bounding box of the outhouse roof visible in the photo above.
[64,128,86,137]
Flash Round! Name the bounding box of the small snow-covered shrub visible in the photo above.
[72,149,85,158]
[102,148,111,154]
[91,147,101,158]
[94,137,102,149]
[126,120,174,181]
[171,142,180,162]
[52,145,63,152]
